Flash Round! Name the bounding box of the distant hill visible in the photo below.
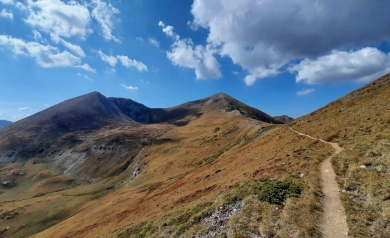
[273,115,294,123]
[0,120,12,128]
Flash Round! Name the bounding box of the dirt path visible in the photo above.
[289,127,348,238]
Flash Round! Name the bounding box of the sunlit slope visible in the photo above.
[291,73,390,237]
[32,111,332,238]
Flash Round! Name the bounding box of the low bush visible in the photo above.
[258,180,302,205]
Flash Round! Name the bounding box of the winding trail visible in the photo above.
[289,127,348,238]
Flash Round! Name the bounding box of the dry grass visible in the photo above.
[0,106,333,237]
[291,73,390,237]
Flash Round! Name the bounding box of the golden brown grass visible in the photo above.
[291,73,390,237]
[1,107,333,237]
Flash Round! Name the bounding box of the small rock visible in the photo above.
[360,165,367,168]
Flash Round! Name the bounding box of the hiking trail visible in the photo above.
[289,127,348,238]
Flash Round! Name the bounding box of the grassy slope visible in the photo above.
[290,73,390,237]
[20,110,333,238]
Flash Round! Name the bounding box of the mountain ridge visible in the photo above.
[0,92,282,164]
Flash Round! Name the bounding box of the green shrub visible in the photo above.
[258,180,302,205]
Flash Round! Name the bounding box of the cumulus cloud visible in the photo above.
[159,21,221,80]
[96,50,117,67]
[190,0,390,85]
[0,8,12,19]
[91,0,120,42]
[121,84,138,90]
[290,48,390,84]
[158,21,177,39]
[0,35,93,71]
[297,89,315,96]
[148,37,160,48]
[19,107,32,112]
[117,55,148,72]
[24,0,92,40]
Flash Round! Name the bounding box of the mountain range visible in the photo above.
[0,74,389,237]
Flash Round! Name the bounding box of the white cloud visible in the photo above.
[75,64,96,73]
[15,1,27,11]
[32,30,42,41]
[159,21,221,80]
[84,75,92,81]
[24,0,92,40]
[140,79,149,84]
[77,73,92,81]
[0,111,28,122]
[187,20,198,30]
[50,34,85,57]
[96,50,147,72]
[0,35,93,71]
[91,0,120,42]
[136,37,143,42]
[117,55,147,72]
[0,8,13,19]
[190,0,390,85]
[290,48,390,84]
[158,21,177,39]
[97,50,117,67]
[19,107,32,112]
[0,0,13,4]
[148,37,160,48]
[297,89,315,96]
[106,68,116,73]
[121,84,138,90]
[232,71,239,75]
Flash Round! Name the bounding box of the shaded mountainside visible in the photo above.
[0,120,12,128]
[290,73,390,237]
[274,115,294,123]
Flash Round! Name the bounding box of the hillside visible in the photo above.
[1,74,389,238]
[0,93,331,237]
[290,73,390,237]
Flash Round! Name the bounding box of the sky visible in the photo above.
[1,0,390,122]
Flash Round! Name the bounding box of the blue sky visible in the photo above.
[1,0,390,122]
